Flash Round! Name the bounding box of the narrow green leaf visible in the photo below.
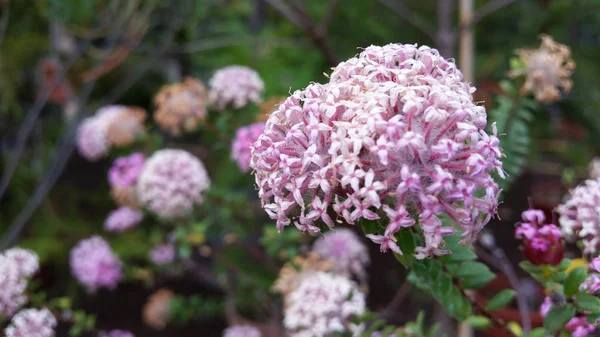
[564,266,588,297]
[440,247,477,263]
[465,315,491,329]
[575,294,600,312]
[544,304,576,331]
[486,289,516,311]
[519,261,542,274]
[587,312,600,324]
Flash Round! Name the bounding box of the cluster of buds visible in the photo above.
[208,65,264,110]
[515,208,563,265]
[69,236,122,292]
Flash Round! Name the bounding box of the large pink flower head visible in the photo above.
[250,43,503,258]
[312,228,370,280]
[283,272,365,337]
[208,65,264,110]
[137,149,210,219]
[4,308,57,337]
[108,153,146,189]
[556,179,600,254]
[231,122,266,172]
[4,248,39,279]
[69,236,122,292]
[223,325,262,337]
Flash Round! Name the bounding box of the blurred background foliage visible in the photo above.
[2,0,600,334]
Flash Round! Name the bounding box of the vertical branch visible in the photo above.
[459,0,474,82]
[436,0,456,57]
[264,0,338,66]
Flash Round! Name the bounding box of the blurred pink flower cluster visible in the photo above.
[104,207,143,233]
[283,271,365,337]
[108,153,146,189]
[70,236,122,292]
[231,122,266,172]
[137,149,210,219]
[4,308,56,337]
[0,248,39,316]
[76,106,145,161]
[251,43,503,258]
[515,208,563,265]
[557,179,600,254]
[222,325,262,337]
[312,228,370,280]
[209,65,264,110]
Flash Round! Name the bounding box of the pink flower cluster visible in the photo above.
[149,243,176,265]
[557,179,600,254]
[108,153,146,189]
[232,122,266,172]
[77,106,143,161]
[4,308,57,337]
[223,325,262,337]
[70,236,122,292]
[209,65,264,110]
[283,272,365,337]
[312,228,370,280]
[106,330,135,337]
[581,257,600,294]
[0,248,39,316]
[515,209,563,265]
[250,43,503,258]
[541,297,595,337]
[137,149,211,219]
[104,207,143,233]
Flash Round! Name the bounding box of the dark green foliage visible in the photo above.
[169,294,224,324]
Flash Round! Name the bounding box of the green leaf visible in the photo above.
[461,265,496,289]
[486,289,516,311]
[544,304,576,331]
[439,247,477,263]
[574,294,600,312]
[519,261,542,274]
[527,327,548,337]
[454,261,491,278]
[564,266,588,297]
[466,315,491,329]
[393,229,418,267]
[587,312,600,324]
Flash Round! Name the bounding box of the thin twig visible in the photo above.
[318,0,341,35]
[477,244,532,334]
[378,281,412,318]
[0,2,186,248]
[471,0,519,26]
[264,0,338,65]
[377,0,436,40]
[0,41,89,202]
[0,2,10,49]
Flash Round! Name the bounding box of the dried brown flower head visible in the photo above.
[257,96,286,122]
[510,34,575,103]
[106,106,146,147]
[143,288,175,330]
[153,77,208,135]
[111,186,140,209]
[272,253,334,296]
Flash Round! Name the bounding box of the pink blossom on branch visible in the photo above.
[250,43,503,258]
[557,178,600,254]
[515,208,563,266]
